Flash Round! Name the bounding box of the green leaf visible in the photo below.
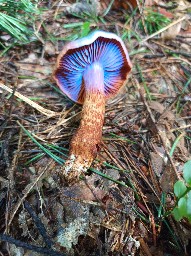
[174,180,187,198]
[183,160,191,186]
[178,197,187,217]
[186,191,191,216]
[172,207,182,221]
[80,21,90,37]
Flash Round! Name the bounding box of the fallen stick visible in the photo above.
[0,83,61,117]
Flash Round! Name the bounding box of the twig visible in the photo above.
[139,238,153,256]
[53,0,63,20]
[136,0,148,35]
[133,77,180,180]
[24,200,53,249]
[169,57,191,67]
[170,125,191,132]
[157,2,178,10]
[7,161,54,230]
[0,83,60,118]
[0,234,65,256]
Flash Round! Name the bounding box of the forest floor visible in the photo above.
[0,0,191,255]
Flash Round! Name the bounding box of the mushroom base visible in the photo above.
[63,91,105,183]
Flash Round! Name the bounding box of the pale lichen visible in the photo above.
[56,204,90,251]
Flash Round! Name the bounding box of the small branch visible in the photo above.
[0,234,65,256]
[24,201,53,249]
[0,83,60,118]
[7,161,54,230]
[157,3,178,10]
[133,77,180,180]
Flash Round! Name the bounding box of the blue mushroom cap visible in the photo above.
[54,30,132,104]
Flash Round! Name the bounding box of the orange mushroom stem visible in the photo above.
[65,62,105,180]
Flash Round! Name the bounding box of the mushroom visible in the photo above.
[53,30,132,182]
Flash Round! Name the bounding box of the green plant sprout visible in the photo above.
[172,160,191,222]
[0,0,40,43]
[139,8,171,35]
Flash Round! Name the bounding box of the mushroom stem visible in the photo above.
[64,91,105,181]
[63,62,105,181]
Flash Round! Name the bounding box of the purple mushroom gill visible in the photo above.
[53,31,132,182]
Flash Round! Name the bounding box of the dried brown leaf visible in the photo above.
[150,152,164,177]
[160,164,177,193]
[149,101,165,114]
[161,22,182,40]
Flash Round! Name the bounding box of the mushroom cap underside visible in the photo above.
[53,30,132,104]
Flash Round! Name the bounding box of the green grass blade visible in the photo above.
[17,121,65,165]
